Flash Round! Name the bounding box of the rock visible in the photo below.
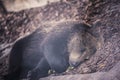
[2,0,60,12]
[40,61,120,80]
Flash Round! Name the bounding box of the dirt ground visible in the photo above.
[0,0,120,80]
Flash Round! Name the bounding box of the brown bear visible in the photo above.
[4,21,96,80]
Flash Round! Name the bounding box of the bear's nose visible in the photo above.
[69,61,80,67]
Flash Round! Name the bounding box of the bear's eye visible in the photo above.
[80,48,86,53]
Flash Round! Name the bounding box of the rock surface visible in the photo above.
[0,0,120,80]
[2,0,60,12]
[41,61,120,80]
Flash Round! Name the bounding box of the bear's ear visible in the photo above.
[73,23,90,32]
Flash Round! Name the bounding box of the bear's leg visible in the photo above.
[29,57,50,80]
[43,44,69,73]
